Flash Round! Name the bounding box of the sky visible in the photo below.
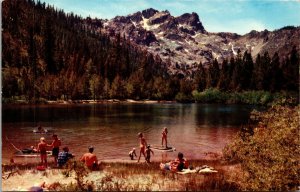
[39,0,300,35]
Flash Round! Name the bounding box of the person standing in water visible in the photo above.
[145,144,154,163]
[161,127,168,148]
[137,132,147,163]
[50,134,61,165]
[37,137,48,167]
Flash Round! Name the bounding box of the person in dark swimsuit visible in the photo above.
[50,134,61,165]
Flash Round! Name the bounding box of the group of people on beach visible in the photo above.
[24,126,187,172]
[36,134,70,168]
[35,134,100,170]
[129,127,168,163]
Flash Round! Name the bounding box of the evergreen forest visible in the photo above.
[2,0,299,104]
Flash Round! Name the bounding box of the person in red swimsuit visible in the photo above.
[161,127,168,148]
[37,137,48,167]
[137,132,147,163]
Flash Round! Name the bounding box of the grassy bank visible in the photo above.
[2,159,239,191]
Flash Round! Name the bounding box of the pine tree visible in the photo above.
[194,63,206,91]
[217,59,230,91]
[269,52,283,92]
[205,59,220,89]
[261,52,271,90]
[241,51,254,90]
[230,49,242,90]
[283,46,299,91]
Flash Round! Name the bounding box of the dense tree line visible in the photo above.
[193,48,299,94]
[2,0,299,103]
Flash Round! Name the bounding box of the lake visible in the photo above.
[2,103,260,163]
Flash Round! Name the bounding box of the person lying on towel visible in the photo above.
[160,152,189,172]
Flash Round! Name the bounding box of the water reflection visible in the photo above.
[2,103,260,163]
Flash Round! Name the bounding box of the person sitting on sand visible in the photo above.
[50,134,61,165]
[57,147,74,167]
[37,137,48,168]
[80,146,100,170]
[161,127,168,148]
[137,132,147,163]
[129,148,137,160]
[145,145,154,163]
[160,152,189,172]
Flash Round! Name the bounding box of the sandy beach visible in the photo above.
[2,154,240,191]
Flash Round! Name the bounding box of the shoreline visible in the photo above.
[2,99,177,106]
[3,90,298,106]
[2,155,239,191]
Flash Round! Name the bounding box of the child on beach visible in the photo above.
[37,137,48,167]
[50,134,61,165]
[129,148,137,160]
[57,147,74,167]
[145,145,154,163]
[161,127,168,148]
[137,132,147,163]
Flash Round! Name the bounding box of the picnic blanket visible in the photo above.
[177,165,218,174]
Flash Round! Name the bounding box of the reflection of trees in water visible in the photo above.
[193,104,261,148]
[194,104,255,128]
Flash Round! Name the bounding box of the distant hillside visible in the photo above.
[2,0,169,101]
[2,0,299,103]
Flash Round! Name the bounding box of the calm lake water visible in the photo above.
[2,103,260,163]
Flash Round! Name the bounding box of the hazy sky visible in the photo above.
[40,0,300,35]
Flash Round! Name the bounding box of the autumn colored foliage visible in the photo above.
[223,106,300,190]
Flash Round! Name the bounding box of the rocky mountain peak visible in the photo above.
[102,9,300,78]
[148,10,171,25]
[141,8,158,19]
[176,12,205,33]
[129,11,143,23]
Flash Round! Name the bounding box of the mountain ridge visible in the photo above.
[101,8,299,77]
